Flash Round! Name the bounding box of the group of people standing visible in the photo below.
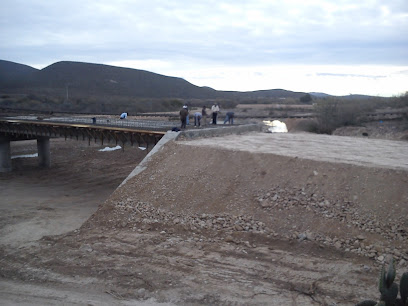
[179,103,234,129]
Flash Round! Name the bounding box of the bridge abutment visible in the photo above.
[0,136,12,172]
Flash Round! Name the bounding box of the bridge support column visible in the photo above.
[0,136,12,172]
[37,137,50,168]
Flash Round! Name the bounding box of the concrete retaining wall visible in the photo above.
[177,123,263,140]
[119,131,180,187]
[118,124,264,188]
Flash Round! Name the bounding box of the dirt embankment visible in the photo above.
[1,132,408,305]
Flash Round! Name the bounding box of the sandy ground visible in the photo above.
[1,127,408,305]
[0,139,147,247]
[180,132,408,170]
[0,139,166,305]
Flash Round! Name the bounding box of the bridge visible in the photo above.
[2,109,404,172]
[0,116,174,172]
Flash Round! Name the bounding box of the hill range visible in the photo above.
[1,59,380,114]
[0,60,309,100]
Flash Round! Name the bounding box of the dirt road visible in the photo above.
[1,131,407,305]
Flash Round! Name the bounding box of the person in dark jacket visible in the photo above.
[201,106,207,126]
[179,106,189,129]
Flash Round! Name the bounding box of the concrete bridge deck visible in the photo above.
[0,115,263,172]
[0,116,169,172]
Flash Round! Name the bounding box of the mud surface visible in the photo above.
[1,131,408,305]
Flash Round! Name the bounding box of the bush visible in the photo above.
[313,98,368,134]
[395,92,408,108]
[300,93,312,104]
[313,99,341,134]
[293,119,319,133]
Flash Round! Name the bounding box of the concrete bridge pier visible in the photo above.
[0,136,51,172]
[0,136,12,173]
[37,137,50,168]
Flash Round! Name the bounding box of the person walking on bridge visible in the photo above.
[223,111,235,124]
[194,112,202,127]
[201,105,208,126]
[179,105,189,129]
[211,103,219,124]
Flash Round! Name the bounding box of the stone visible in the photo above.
[374,244,383,252]
[225,236,234,243]
[362,265,371,271]
[306,231,314,240]
[80,244,93,253]
[234,225,243,231]
[244,241,252,248]
[137,288,146,298]
[298,233,307,241]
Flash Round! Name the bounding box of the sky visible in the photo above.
[1,0,407,97]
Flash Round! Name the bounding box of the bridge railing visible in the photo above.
[4,116,177,131]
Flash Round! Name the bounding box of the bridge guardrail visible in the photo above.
[4,116,177,132]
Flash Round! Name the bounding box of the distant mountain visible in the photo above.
[310,92,331,98]
[0,60,306,100]
[338,94,378,100]
[310,92,379,100]
[0,60,38,86]
[0,60,223,99]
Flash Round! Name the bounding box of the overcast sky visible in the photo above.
[1,0,407,96]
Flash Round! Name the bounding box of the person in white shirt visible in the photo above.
[211,103,219,124]
[120,112,128,119]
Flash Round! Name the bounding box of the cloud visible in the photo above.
[164,64,408,96]
[316,73,387,79]
[0,0,407,95]
[2,0,407,64]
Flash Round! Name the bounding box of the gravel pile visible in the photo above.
[255,186,407,266]
[108,189,407,268]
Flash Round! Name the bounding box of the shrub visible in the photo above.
[313,98,367,134]
[391,92,408,108]
[313,99,341,134]
[300,93,313,104]
[293,119,319,133]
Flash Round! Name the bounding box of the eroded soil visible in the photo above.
[1,130,408,305]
